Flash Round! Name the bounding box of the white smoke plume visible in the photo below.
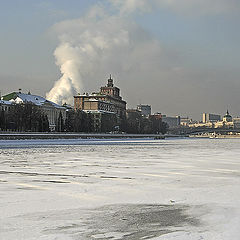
[46,5,163,105]
[46,1,240,118]
[46,0,240,106]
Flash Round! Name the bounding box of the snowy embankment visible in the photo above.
[0,132,171,140]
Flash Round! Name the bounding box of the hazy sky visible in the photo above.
[1,0,240,120]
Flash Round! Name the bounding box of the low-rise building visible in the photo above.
[2,91,66,131]
[233,118,240,129]
[188,122,213,128]
[0,100,12,112]
[162,115,181,128]
[150,112,162,120]
[180,117,192,126]
[126,109,142,118]
[214,121,233,129]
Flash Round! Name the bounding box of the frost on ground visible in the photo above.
[0,138,240,239]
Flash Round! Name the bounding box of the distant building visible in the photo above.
[202,113,221,123]
[0,100,12,112]
[189,122,213,128]
[212,110,233,129]
[74,75,127,119]
[180,117,192,126]
[233,118,240,129]
[222,110,232,122]
[149,113,181,128]
[162,115,181,128]
[150,112,162,120]
[74,75,127,132]
[2,91,66,131]
[137,104,151,116]
[126,109,142,119]
[190,110,238,129]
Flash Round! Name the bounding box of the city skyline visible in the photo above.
[2,81,238,122]
[1,0,240,119]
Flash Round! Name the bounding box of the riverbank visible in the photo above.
[0,132,185,140]
[189,133,240,139]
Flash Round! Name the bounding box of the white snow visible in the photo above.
[8,92,65,109]
[0,138,240,239]
[0,99,12,105]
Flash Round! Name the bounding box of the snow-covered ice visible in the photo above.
[0,138,240,239]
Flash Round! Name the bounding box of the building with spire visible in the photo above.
[74,75,126,117]
[223,110,232,122]
[74,75,127,131]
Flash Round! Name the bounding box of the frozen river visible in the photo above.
[0,138,240,240]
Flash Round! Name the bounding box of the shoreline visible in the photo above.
[0,132,185,140]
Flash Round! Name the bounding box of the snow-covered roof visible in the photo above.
[0,99,12,105]
[83,110,115,114]
[87,98,98,101]
[3,92,65,109]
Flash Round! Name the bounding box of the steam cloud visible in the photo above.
[46,5,163,105]
[46,0,239,118]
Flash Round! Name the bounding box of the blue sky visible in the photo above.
[1,0,240,119]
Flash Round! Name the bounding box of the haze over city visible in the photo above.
[1,0,240,119]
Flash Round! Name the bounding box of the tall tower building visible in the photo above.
[74,75,126,118]
[100,75,121,99]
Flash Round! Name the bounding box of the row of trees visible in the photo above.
[63,110,94,132]
[0,103,49,132]
[58,110,118,133]
[0,105,168,134]
[125,112,168,134]
[61,110,168,134]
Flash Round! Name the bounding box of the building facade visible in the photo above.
[74,76,127,120]
[0,100,12,112]
[137,104,151,116]
[180,117,193,126]
[202,113,221,123]
[161,115,181,128]
[2,91,66,131]
[222,110,232,122]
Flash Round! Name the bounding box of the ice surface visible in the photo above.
[0,138,240,239]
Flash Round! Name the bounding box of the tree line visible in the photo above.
[125,111,168,134]
[0,103,49,132]
[61,110,168,134]
[0,104,168,134]
[60,110,117,133]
